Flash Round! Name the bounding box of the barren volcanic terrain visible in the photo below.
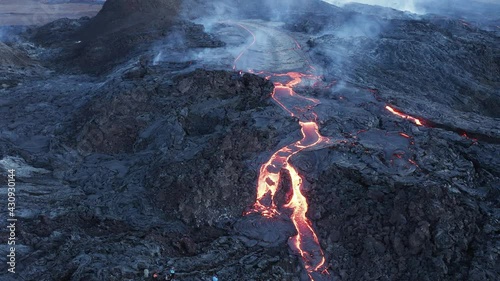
[0,0,499,281]
[0,0,102,26]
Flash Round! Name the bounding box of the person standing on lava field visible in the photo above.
[212,274,219,281]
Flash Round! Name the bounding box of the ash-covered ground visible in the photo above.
[0,0,499,280]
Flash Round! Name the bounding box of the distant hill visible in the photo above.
[46,0,104,3]
[0,0,102,26]
[76,0,180,39]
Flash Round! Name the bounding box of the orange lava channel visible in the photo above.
[249,72,331,280]
[285,164,328,278]
[233,23,331,280]
[250,121,328,217]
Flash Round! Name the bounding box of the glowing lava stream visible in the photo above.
[249,77,331,280]
[233,23,332,280]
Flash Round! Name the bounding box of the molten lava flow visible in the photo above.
[285,164,328,277]
[385,105,424,126]
[246,72,331,279]
[249,121,329,218]
[234,23,331,280]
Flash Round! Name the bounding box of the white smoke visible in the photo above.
[323,0,422,13]
[322,0,500,18]
[153,51,163,65]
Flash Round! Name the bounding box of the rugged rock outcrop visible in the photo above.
[29,0,224,74]
[76,0,181,39]
[0,42,32,67]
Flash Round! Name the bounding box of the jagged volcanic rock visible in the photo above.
[0,42,32,67]
[0,41,41,89]
[77,0,181,39]
[30,0,224,74]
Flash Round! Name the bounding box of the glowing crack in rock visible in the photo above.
[233,23,332,280]
[385,105,424,126]
[233,23,257,70]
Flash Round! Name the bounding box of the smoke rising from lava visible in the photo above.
[323,0,500,19]
[323,0,421,13]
